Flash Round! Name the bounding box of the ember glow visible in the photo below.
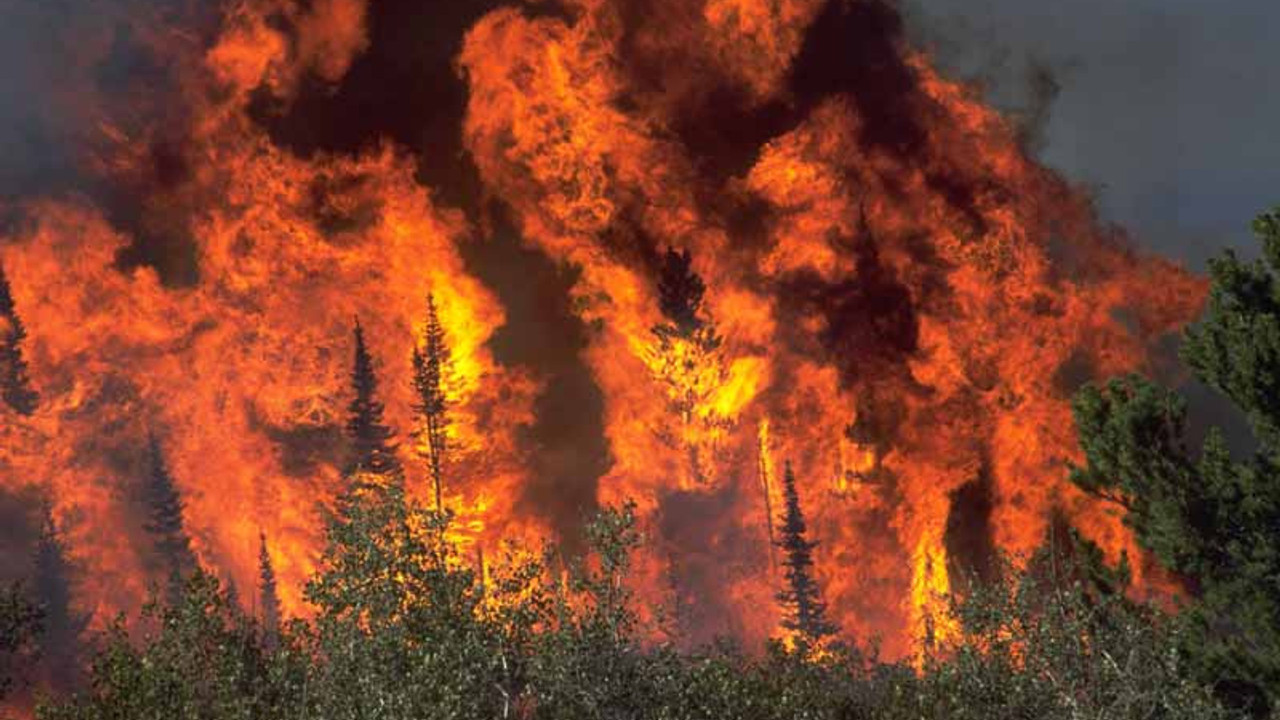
[0,0,1202,661]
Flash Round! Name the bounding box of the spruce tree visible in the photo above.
[774,461,835,642]
[0,262,38,415]
[142,435,196,591]
[412,294,451,511]
[257,532,281,649]
[344,318,401,481]
[32,500,87,693]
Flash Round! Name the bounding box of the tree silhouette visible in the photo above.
[32,500,87,693]
[0,263,38,415]
[412,294,451,511]
[142,435,196,592]
[344,318,401,481]
[258,532,281,649]
[655,247,711,339]
[775,461,835,642]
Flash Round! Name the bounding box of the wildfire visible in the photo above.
[0,0,1203,666]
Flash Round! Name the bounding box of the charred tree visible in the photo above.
[32,501,87,693]
[142,435,197,595]
[775,461,835,643]
[345,318,402,481]
[0,263,38,416]
[411,294,451,511]
[258,532,281,649]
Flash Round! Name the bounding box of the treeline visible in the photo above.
[3,208,1280,717]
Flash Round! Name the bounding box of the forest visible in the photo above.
[2,0,1277,717]
[1,206,1279,718]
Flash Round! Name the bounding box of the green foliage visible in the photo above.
[37,572,302,720]
[36,490,1240,719]
[0,583,42,703]
[1183,208,1280,448]
[1070,205,1280,714]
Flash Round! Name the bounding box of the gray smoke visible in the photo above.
[900,0,1280,269]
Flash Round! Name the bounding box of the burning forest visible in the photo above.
[0,0,1274,717]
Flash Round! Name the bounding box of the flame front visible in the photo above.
[0,0,1203,660]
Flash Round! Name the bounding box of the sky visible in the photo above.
[902,0,1280,268]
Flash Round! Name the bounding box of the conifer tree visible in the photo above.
[412,294,451,511]
[142,435,196,591]
[649,248,727,486]
[344,319,401,481]
[257,532,281,649]
[0,263,38,415]
[655,247,710,339]
[1069,205,1280,713]
[775,461,835,642]
[32,500,87,693]
[652,247,721,350]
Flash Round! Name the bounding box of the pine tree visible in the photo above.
[411,294,451,511]
[775,461,835,642]
[1069,205,1280,713]
[257,532,281,649]
[142,435,196,592]
[32,500,87,693]
[344,318,401,481]
[0,262,38,415]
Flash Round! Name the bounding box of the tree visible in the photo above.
[0,583,41,703]
[655,247,711,339]
[257,532,281,650]
[648,248,728,487]
[35,571,294,720]
[142,435,196,594]
[0,262,38,415]
[344,318,402,482]
[412,294,451,511]
[774,461,835,643]
[32,501,87,694]
[1069,205,1280,715]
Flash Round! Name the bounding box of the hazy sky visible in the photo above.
[903,0,1280,268]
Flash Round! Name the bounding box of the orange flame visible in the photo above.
[0,0,1204,664]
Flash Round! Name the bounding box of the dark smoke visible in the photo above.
[471,211,611,547]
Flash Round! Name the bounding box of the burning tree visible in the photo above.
[775,461,835,643]
[646,248,730,487]
[0,263,38,416]
[412,294,452,511]
[344,319,402,482]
